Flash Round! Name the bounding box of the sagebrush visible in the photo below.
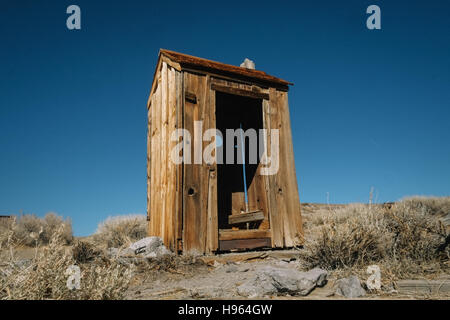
[0,213,73,247]
[94,214,147,248]
[0,225,132,300]
[301,196,449,279]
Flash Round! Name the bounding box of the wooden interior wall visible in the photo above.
[148,62,181,252]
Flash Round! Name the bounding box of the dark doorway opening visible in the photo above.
[215,91,264,230]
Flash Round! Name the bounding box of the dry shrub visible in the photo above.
[302,204,387,269]
[72,241,98,264]
[132,253,208,284]
[302,197,449,278]
[13,214,43,246]
[0,225,132,300]
[397,196,450,217]
[8,213,73,246]
[0,217,15,249]
[387,201,447,262]
[41,213,73,244]
[141,253,205,273]
[94,214,147,248]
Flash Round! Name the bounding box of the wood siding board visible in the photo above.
[219,238,271,251]
[211,83,269,100]
[150,77,162,237]
[278,91,303,245]
[205,85,218,253]
[160,62,169,243]
[206,169,218,253]
[201,75,212,253]
[166,66,177,250]
[183,71,208,253]
[147,104,152,227]
[175,70,183,251]
[228,211,264,225]
[265,92,284,247]
[219,229,271,241]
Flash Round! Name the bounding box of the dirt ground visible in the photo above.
[125,202,449,300]
[6,245,448,300]
[124,249,449,300]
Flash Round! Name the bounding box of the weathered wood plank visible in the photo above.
[219,229,271,241]
[206,86,218,253]
[183,71,208,253]
[165,66,177,251]
[147,104,152,221]
[211,77,270,95]
[199,251,269,265]
[211,83,269,100]
[160,62,168,242]
[277,90,303,246]
[175,70,183,252]
[201,75,213,252]
[185,91,197,104]
[228,210,264,225]
[396,279,450,294]
[180,66,288,92]
[264,97,283,247]
[219,238,271,251]
[147,94,154,233]
[206,169,218,253]
[254,165,270,229]
[150,76,162,237]
[231,192,245,214]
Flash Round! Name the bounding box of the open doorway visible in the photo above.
[215,91,266,231]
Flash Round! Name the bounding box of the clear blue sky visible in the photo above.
[1,1,449,236]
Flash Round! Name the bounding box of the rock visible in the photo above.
[237,273,276,298]
[128,236,172,258]
[334,275,366,298]
[107,247,134,258]
[237,267,328,297]
[240,58,255,70]
[265,267,328,296]
[15,259,31,268]
[307,267,328,287]
[225,265,239,273]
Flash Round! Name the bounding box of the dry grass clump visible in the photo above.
[0,225,132,300]
[0,218,15,249]
[132,253,208,284]
[94,214,147,248]
[302,197,449,279]
[0,213,73,247]
[72,241,99,264]
[397,196,450,217]
[302,204,388,269]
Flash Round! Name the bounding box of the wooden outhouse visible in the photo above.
[147,49,303,254]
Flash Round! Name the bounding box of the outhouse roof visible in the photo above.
[158,49,293,88]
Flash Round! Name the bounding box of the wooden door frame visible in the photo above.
[211,81,272,252]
